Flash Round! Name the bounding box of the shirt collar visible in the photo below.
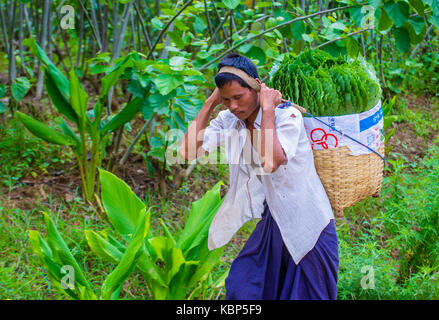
[233,106,263,129]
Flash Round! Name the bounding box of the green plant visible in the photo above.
[28,208,151,300]
[337,144,439,300]
[270,49,381,116]
[16,38,148,202]
[26,168,227,300]
[85,169,226,299]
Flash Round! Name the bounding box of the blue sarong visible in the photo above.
[225,201,339,300]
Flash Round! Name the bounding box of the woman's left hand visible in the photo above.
[259,83,283,112]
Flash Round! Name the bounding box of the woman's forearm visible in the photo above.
[260,108,287,173]
[179,98,216,161]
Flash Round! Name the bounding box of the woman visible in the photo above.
[179,53,339,300]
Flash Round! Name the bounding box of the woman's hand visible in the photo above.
[259,83,282,112]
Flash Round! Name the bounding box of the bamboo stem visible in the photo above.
[207,10,232,51]
[8,0,17,84]
[36,0,50,98]
[120,117,154,166]
[146,0,194,59]
[134,0,153,53]
[0,2,10,54]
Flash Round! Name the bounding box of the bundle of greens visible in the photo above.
[270,49,381,116]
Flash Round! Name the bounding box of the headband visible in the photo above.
[217,66,307,114]
[217,66,261,91]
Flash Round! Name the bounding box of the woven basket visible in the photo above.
[312,144,385,217]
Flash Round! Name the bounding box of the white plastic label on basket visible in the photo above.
[303,100,384,156]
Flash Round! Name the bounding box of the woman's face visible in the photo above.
[218,80,259,121]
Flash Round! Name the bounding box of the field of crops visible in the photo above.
[0,0,438,301]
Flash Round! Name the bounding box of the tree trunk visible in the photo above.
[36,0,50,98]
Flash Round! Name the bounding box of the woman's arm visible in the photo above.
[179,88,222,161]
[259,83,287,173]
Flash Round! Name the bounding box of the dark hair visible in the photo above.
[214,53,259,90]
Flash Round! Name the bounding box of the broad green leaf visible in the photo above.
[11,77,31,102]
[168,30,188,49]
[84,230,123,264]
[222,0,240,10]
[188,247,224,288]
[24,37,70,97]
[429,15,439,29]
[99,169,146,235]
[349,5,365,27]
[409,0,425,17]
[169,56,189,71]
[384,0,409,28]
[0,84,6,98]
[368,0,382,9]
[153,74,184,96]
[376,7,393,31]
[394,26,411,52]
[385,126,396,144]
[85,228,168,297]
[422,0,439,15]
[174,18,189,31]
[17,112,73,146]
[174,97,200,122]
[28,230,82,300]
[345,37,360,58]
[59,119,81,154]
[100,97,144,134]
[44,69,78,124]
[177,181,224,253]
[291,20,305,40]
[43,212,91,289]
[406,19,426,44]
[407,16,425,35]
[247,46,266,65]
[193,16,206,35]
[69,69,88,123]
[148,237,187,284]
[166,260,199,299]
[136,251,168,290]
[160,219,176,246]
[101,210,151,300]
[0,102,5,114]
[100,54,133,99]
[28,230,52,263]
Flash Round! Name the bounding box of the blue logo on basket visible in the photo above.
[360,107,383,132]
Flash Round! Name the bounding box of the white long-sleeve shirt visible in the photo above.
[201,104,334,264]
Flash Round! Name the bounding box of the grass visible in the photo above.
[337,141,439,299]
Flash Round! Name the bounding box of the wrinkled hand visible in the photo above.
[259,83,282,112]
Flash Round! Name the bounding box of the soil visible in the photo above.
[385,93,439,169]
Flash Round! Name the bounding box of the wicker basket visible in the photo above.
[312,144,385,217]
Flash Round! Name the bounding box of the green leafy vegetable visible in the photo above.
[270,49,382,116]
